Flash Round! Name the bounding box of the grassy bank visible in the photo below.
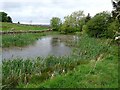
[2,32,59,48]
[2,33,45,47]
[1,22,49,31]
[2,34,118,88]
[38,53,118,88]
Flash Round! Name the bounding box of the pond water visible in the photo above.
[2,35,79,60]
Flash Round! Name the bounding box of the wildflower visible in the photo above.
[62,69,65,73]
[51,73,55,79]
[115,36,120,40]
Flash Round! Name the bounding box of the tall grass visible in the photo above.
[2,34,118,88]
[38,44,118,88]
[2,33,44,47]
[2,56,90,88]
[2,32,59,48]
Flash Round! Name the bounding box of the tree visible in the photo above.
[71,10,85,32]
[107,20,119,38]
[50,17,62,31]
[62,15,76,33]
[18,21,20,24]
[7,16,12,23]
[61,10,85,33]
[85,13,91,23]
[0,12,7,22]
[111,0,120,37]
[86,11,111,38]
[0,12,12,23]
[111,0,120,21]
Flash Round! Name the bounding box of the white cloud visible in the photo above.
[1,0,113,24]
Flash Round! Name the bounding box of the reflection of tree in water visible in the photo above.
[50,37,60,46]
[50,35,79,47]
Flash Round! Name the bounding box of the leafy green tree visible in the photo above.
[71,10,85,32]
[50,17,62,31]
[107,20,119,38]
[86,11,111,38]
[61,10,85,33]
[62,15,75,33]
[0,12,12,23]
[7,16,12,23]
[0,12,7,22]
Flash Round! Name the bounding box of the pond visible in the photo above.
[2,35,79,60]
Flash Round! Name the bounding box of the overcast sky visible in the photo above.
[0,0,113,25]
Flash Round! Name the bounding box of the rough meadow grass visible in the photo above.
[1,22,48,31]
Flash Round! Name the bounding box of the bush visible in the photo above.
[107,20,119,38]
[86,11,111,38]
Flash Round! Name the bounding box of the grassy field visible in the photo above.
[1,22,49,31]
[2,34,118,88]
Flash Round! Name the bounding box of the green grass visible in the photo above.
[2,31,59,47]
[2,34,118,88]
[1,22,49,31]
[2,56,89,88]
[2,33,45,47]
[38,47,118,88]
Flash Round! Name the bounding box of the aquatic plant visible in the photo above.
[2,34,118,88]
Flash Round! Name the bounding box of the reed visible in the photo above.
[2,32,59,47]
[2,34,118,88]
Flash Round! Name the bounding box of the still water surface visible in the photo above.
[2,35,79,60]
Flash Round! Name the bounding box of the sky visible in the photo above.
[0,0,113,25]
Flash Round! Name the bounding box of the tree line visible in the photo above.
[0,12,12,23]
[50,0,120,38]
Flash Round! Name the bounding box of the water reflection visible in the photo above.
[2,35,79,60]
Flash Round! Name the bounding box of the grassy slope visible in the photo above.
[38,52,118,88]
[1,22,49,31]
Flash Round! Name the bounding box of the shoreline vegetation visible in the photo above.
[1,1,119,88]
[1,22,119,89]
[2,31,60,48]
[2,31,118,88]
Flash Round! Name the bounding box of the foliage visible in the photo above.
[0,12,12,23]
[39,49,118,88]
[85,13,91,23]
[111,0,120,22]
[60,10,85,33]
[50,17,62,31]
[111,0,120,38]
[2,34,118,88]
[107,19,119,38]
[2,32,59,47]
[86,11,112,38]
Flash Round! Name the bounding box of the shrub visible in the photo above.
[86,11,111,38]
